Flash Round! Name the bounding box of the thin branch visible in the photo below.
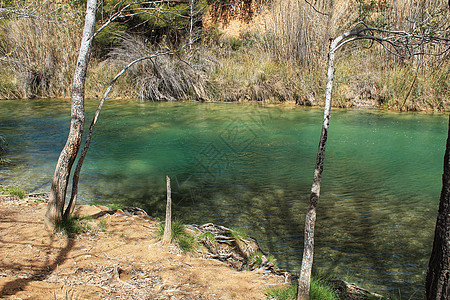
[64,49,177,216]
[303,0,329,16]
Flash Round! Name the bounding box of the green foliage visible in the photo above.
[0,185,27,199]
[92,23,127,58]
[157,220,197,252]
[55,216,91,237]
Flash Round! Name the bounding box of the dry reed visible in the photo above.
[0,18,81,98]
[108,34,208,102]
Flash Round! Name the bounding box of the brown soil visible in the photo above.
[0,196,288,299]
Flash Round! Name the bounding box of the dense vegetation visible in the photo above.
[0,0,448,110]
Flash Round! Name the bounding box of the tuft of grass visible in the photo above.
[266,283,297,300]
[230,228,249,241]
[106,203,124,210]
[98,219,108,232]
[157,220,197,252]
[55,216,91,237]
[248,251,264,267]
[90,202,124,210]
[266,277,339,300]
[198,231,216,245]
[247,251,279,269]
[310,277,339,300]
[0,186,27,199]
[266,254,278,267]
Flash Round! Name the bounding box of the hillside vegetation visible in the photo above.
[0,0,448,111]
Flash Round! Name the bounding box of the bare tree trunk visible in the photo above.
[425,114,450,300]
[163,175,172,244]
[44,0,98,229]
[297,35,342,300]
[188,0,194,50]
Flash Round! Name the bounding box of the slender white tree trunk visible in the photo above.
[45,0,98,228]
[297,35,342,300]
[163,176,172,244]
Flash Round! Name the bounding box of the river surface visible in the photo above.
[0,99,447,298]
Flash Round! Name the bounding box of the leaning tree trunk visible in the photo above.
[297,33,346,300]
[44,0,98,228]
[425,114,450,300]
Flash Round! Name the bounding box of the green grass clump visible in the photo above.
[266,283,297,300]
[98,219,108,232]
[55,216,91,237]
[157,220,197,252]
[230,228,249,241]
[248,251,264,266]
[0,186,27,199]
[310,277,339,300]
[266,277,338,300]
[266,254,278,267]
[198,231,216,245]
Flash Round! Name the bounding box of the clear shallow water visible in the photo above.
[0,99,447,298]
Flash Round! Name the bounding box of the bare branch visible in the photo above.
[64,48,177,215]
[303,0,329,16]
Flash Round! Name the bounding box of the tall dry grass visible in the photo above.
[0,18,81,99]
[258,0,449,109]
[108,34,208,102]
[264,0,353,66]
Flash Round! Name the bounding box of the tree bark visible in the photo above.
[163,175,172,244]
[425,114,450,300]
[44,0,98,228]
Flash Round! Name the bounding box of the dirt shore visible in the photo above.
[0,195,287,299]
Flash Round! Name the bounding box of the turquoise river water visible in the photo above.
[0,99,448,298]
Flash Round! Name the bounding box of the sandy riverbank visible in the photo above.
[0,195,288,299]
